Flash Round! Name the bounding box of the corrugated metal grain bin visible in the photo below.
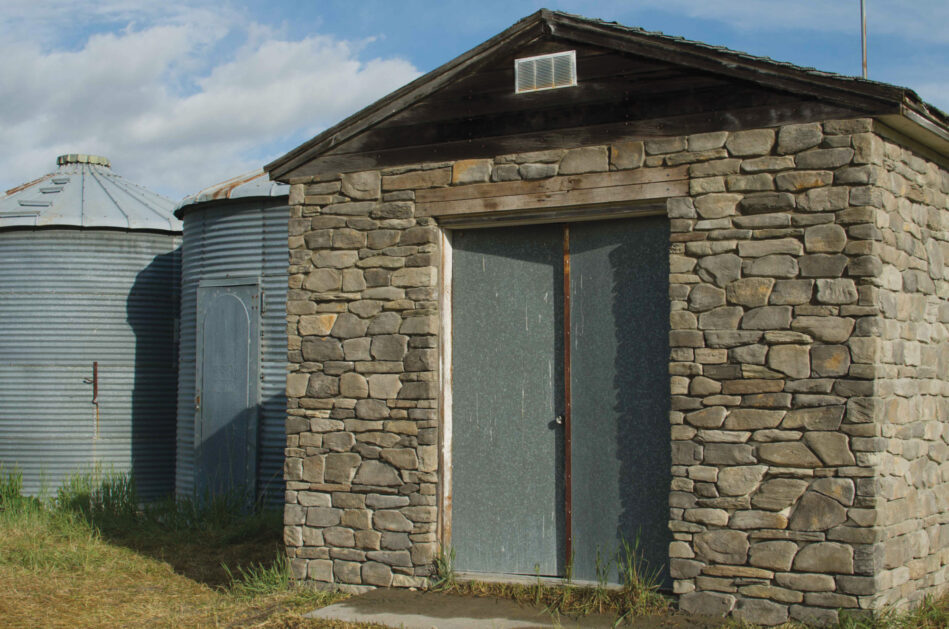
[0,154,181,499]
[174,170,289,505]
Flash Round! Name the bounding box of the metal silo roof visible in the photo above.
[175,169,288,217]
[0,154,181,233]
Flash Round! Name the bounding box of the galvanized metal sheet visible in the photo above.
[569,216,671,585]
[451,224,565,577]
[176,199,288,505]
[196,283,259,498]
[0,157,180,233]
[176,170,289,215]
[0,230,180,498]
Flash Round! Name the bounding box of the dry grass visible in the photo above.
[0,468,380,629]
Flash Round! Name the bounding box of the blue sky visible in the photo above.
[1,1,946,200]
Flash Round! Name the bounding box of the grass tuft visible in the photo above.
[433,539,671,625]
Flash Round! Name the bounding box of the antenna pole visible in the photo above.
[861,0,868,79]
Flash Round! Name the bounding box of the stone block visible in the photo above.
[559,146,609,174]
[699,306,743,330]
[383,168,451,190]
[341,171,381,200]
[749,540,799,571]
[610,141,645,169]
[697,254,742,286]
[725,409,785,430]
[679,592,736,617]
[734,598,789,626]
[810,345,850,377]
[366,312,402,335]
[804,224,847,253]
[796,147,854,169]
[811,478,854,505]
[816,278,858,304]
[799,254,848,277]
[331,314,370,339]
[361,561,393,586]
[781,406,844,430]
[324,453,361,484]
[304,268,342,292]
[306,374,339,398]
[368,374,402,399]
[451,159,492,184]
[374,510,414,532]
[370,335,409,360]
[729,510,788,529]
[695,530,748,564]
[353,460,401,486]
[704,443,755,465]
[742,306,792,330]
[689,284,726,311]
[775,170,833,191]
[739,192,795,214]
[744,255,799,278]
[299,314,338,337]
[519,163,557,179]
[791,316,854,342]
[775,572,836,592]
[793,542,854,574]
[287,373,309,399]
[726,278,774,307]
[769,280,813,305]
[738,238,803,258]
[726,173,774,191]
[789,491,848,531]
[758,443,821,467]
[803,432,855,466]
[767,344,810,379]
[355,399,389,420]
[726,129,775,156]
[302,455,325,483]
[684,406,726,429]
[777,123,823,154]
[324,527,356,547]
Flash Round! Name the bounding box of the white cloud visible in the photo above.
[0,5,420,200]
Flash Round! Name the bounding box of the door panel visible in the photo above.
[195,283,260,499]
[569,216,671,585]
[451,224,564,576]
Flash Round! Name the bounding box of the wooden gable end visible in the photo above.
[280,35,881,180]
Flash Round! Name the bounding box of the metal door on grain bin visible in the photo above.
[451,215,671,584]
[195,281,260,499]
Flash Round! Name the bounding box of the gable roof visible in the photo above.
[266,9,949,180]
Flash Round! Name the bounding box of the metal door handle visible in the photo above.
[555,415,564,425]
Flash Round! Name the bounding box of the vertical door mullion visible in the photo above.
[562,223,573,570]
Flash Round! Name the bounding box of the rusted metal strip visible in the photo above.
[562,223,573,568]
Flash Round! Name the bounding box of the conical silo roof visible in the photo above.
[0,154,181,232]
[175,169,289,217]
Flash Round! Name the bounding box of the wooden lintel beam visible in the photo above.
[417,177,688,217]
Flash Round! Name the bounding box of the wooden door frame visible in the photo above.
[436,203,667,567]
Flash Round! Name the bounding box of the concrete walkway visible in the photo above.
[306,589,722,628]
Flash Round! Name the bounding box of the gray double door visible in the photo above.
[195,281,260,499]
[451,215,671,584]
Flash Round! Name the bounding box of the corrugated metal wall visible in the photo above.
[0,229,180,498]
[176,199,289,506]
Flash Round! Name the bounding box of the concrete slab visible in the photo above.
[305,589,724,628]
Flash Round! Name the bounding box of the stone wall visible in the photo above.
[281,118,948,624]
[871,134,949,608]
[283,169,441,590]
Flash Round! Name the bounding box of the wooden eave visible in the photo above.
[266,9,948,181]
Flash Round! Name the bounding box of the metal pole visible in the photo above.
[861,0,868,79]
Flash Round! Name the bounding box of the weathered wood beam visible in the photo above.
[416,167,688,217]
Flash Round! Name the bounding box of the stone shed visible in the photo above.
[265,10,949,626]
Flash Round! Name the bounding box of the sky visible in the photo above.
[1,1,946,201]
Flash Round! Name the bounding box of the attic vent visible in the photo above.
[515,51,577,93]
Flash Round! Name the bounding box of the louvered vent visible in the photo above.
[515,51,577,93]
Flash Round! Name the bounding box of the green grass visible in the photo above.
[430,539,672,624]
